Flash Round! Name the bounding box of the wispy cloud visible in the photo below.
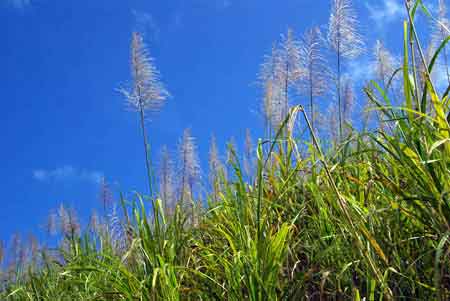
[33,166,103,184]
[167,0,232,32]
[7,0,31,10]
[221,0,232,9]
[367,0,405,28]
[132,10,160,43]
[208,0,232,10]
[346,57,375,83]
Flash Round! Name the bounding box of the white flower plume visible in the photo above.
[328,0,365,60]
[259,29,303,132]
[159,145,176,214]
[121,32,169,114]
[178,128,201,203]
[373,40,398,88]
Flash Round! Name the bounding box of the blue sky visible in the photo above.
[0,0,443,242]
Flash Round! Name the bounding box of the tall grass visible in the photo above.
[1,0,450,299]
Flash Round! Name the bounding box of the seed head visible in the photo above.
[243,129,254,177]
[178,128,201,202]
[0,240,4,265]
[58,204,80,237]
[121,32,169,115]
[299,27,330,97]
[28,234,39,265]
[373,40,397,87]
[434,0,450,42]
[342,78,354,123]
[46,211,58,237]
[108,205,127,254]
[159,145,176,214]
[328,0,365,59]
[99,177,114,212]
[259,29,303,131]
[89,210,101,233]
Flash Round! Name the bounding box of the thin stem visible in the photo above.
[309,64,314,132]
[337,40,343,142]
[180,146,188,206]
[132,45,155,199]
[190,182,194,225]
[405,1,437,96]
[309,66,316,174]
[138,104,154,198]
[405,3,421,109]
[285,62,289,140]
[138,102,161,238]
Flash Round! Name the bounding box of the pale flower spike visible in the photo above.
[122,32,169,115]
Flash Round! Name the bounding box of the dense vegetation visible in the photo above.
[1,0,450,299]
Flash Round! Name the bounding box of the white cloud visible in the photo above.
[367,0,405,27]
[33,165,103,184]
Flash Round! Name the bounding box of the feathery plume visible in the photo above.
[108,205,127,254]
[328,0,364,140]
[225,136,239,182]
[178,128,201,207]
[120,32,169,197]
[259,45,285,132]
[46,211,58,237]
[343,78,354,124]
[263,79,274,136]
[373,42,402,105]
[122,32,169,113]
[159,145,176,215]
[279,29,303,84]
[259,29,302,133]
[99,177,113,214]
[89,210,100,234]
[58,204,80,238]
[68,207,80,238]
[299,26,330,131]
[209,134,225,202]
[432,0,450,84]
[277,29,303,127]
[433,0,450,41]
[28,234,39,267]
[327,0,364,60]
[9,234,25,271]
[373,40,397,89]
[58,204,70,235]
[243,129,254,178]
[0,240,4,266]
[325,103,339,146]
[208,135,222,183]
